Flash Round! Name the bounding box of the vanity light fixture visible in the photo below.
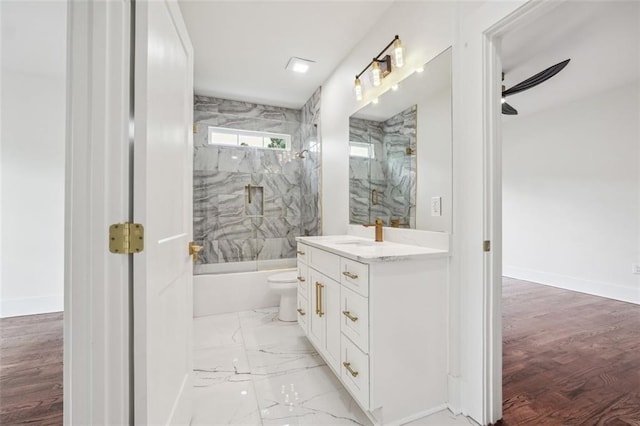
[354,77,363,101]
[352,35,405,101]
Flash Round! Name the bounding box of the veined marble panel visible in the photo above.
[252,173,300,198]
[283,193,303,218]
[194,170,251,196]
[216,238,259,263]
[254,217,299,239]
[256,237,297,261]
[194,146,219,171]
[218,194,245,217]
[195,95,301,122]
[212,217,255,240]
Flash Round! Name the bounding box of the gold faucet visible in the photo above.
[363,218,384,242]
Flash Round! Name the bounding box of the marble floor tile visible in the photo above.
[252,365,371,426]
[193,308,476,426]
[194,312,244,350]
[401,409,479,426]
[192,381,262,426]
[194,345,252,388]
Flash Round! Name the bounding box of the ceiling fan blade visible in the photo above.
[502,102,518,115]
[502,59,570,97]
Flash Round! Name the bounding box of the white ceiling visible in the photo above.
[501,1,639,117]
[178,1,394,109]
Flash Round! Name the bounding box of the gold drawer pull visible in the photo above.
[342,271,358,280]
[297,250,305,255]
[297,308,306,316]
[342,310,358,322]
[297,276,306,282]
[343,361,359,378]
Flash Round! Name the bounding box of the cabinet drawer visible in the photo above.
[296,263,308,296]
[340,287,369,352]
[297,295,309,334]
[341,334,370,409]
[340,258,369,297]
[310,247,341,282]
[296,243,309,263]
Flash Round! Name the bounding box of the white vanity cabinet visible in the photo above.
[296,236,448,426]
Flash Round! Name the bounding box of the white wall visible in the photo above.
[417,70,452,232]
[502,82,640,303]
[0,1,67,317]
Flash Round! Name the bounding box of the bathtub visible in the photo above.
[193,258,297,317]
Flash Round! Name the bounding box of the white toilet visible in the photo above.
[267,270,298,322]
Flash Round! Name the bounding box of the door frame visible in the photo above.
[65,1,131,424]
[481,0,566,422]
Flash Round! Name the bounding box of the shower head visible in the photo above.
[296,149,310,159]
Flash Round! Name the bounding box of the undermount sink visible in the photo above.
[332,240,378,247]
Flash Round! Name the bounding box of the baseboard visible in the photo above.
[0,295,64,318]
[503,266,639,305]
[446,374,461,415]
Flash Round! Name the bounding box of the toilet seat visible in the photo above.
[267,271,297,284]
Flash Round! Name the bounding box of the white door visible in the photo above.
[133,1,194,425]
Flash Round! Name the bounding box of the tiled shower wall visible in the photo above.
[349,105,417,227]
[193,92,321,271]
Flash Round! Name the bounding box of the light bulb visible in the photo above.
[393,37,404,68]
[372,97,379,105]
[415,66,424,73]
[371,60,382,87]
[391,83,399,91]
[501,97,506,104]
[354,77,363,101]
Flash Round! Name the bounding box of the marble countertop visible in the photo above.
[295,235,448,263]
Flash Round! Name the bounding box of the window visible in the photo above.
[349,141,375,158]
[208,126,291,150]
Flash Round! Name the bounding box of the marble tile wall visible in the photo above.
[349,105,416,227]
[300,87,321,237]
[194,94,321,270]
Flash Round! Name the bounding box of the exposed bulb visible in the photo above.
[391,83,399,91]
[371,60,382,87]
[501,97,506,104]
[415,66,424,73]
[354,77,363,101]
[393,37,404,68]
[372,97,379,105]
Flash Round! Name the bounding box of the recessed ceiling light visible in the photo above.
[285,57,315,74]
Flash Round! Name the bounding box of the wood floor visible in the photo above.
[0,312,63,425]
[502,278,640,425]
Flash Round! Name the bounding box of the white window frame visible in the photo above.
[208,126,291,151]
[349,141,375,158]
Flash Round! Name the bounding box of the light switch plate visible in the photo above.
[431,197,442,216]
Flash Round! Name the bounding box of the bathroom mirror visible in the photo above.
[349,47,452,232]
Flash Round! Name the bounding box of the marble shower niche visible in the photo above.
[193,91,321,273]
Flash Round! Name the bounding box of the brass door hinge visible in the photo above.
[483,240,491,252]
[109,223,144,254]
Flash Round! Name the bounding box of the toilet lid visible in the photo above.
[267,271,298,283]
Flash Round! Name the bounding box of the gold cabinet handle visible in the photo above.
[188,242,203,262]
[343,361,359,378]
[342,271,358,280]
[297,250,305,255]
[297,308,306,316]
[342,310,358,322]
[315,282,324,317]
[297,276,306,282]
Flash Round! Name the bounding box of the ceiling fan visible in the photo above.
[502,59,571,115]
